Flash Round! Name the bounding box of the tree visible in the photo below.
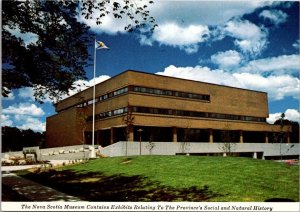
[274,113,299,143]
[2,0,91,102]
[2,0,156,102]
[80,0,157,32]
[123,105,135,156]
[76,95,89,145]
[179,120,191,154]
[145,135,156,155]
[2,126,45,152]
[219,123,237,156]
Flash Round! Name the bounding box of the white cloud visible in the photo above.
[18,87,35,101]
[293,39,300,49]
[267,109,300,124]
[78,11,127,35]
[157,65,241,87]
[239,54,300,75]
[1,115,13,127]
[16,86,54,103]
[60,75,111,100]
[259,9,288,25]
[233,73,299,100]
[17,117,46,132]
[211,50,242,70]
[150,1,272,26]
[2,103,46,131]
[78,1,271,35]
[223,19,269,56]
[3,103,45,116]
[143,23,209,54]
[77,0,146,35]
[157,65,299,101]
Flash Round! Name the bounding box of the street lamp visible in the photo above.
[137,128,143,155]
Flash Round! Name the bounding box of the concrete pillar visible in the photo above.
[253,152,257,159]
[209,129,213,143]
[239,130,243,143]
[265,132,269,143]
[172,127,177,142]
[287,132,290,143]
[110,128,115,144]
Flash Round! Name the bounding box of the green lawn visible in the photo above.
[23,156,299,202]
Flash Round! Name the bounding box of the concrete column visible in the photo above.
[265,132,269,143]
[287,132,290,143]
[239,130,243,143]
[110,128,115,144]
[253,152,257,159]
[128,126,134,142]
[209,129,213,143]
[172,127,177,142]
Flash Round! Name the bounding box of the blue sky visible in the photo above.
[2,1,300,132]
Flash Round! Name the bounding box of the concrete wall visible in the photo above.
[100,141,300,158]
[1,145,91,161]
[2,142,298,162]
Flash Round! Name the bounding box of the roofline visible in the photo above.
[125,69,268,95]
[55,69,267,105]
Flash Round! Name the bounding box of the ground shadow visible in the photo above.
[2,184,30,201]
[265,198,295,202]
[22,169,223,201]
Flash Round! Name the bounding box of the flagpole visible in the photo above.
[91,37,97,158]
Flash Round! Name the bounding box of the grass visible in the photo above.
[21,156,299,202]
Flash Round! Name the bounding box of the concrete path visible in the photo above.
[1,165,42,172]
[2,173,82,201]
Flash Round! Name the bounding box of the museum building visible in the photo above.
[46,70,290,148]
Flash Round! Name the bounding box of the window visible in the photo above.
[113,107,127,115]
[131,106,265,123]
[133,86,209,101]
[113,87,128,96]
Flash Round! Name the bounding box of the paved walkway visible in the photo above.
[2,173,82,201]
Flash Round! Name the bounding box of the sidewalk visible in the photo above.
[2,173,82,201]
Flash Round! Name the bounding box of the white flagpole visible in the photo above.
[91,37,97,158]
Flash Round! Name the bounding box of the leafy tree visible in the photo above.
[81,0,156,32]
[2,126,45,152]
[122,104,135,156]
[2,0,156,102]
[274,114,299,143]
[123,105,135,141]
[2,0,91,102]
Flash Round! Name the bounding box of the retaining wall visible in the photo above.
[2,142,299,160]
[100,142,300,158]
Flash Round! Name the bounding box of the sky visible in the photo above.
[2,0,300,132]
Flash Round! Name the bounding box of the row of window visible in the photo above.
[132,106,266,122]
[87,106,266,123]
[76,87,128,108]
[86,107,128,121]
[133,86,210,101]
[62,85,210,112]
